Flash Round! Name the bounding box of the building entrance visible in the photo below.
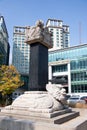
[51,76,68,93]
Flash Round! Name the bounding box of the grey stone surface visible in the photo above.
[0,108,87,130]
[25,20,53,48]
[0,114,87,130]
[0,116,34,130]
[1,84,68,114]
[29,43,48,91]
[1,109,78,123]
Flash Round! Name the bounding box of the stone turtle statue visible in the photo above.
[5,84,67,113]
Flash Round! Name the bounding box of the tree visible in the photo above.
[0,54,3,65]
[0,65,24,105]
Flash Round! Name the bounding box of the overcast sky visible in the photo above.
[0,0,87,64]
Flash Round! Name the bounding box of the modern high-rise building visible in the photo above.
[12,26,30,94]
[46,19,70,50]
[0,16,10,65]
[12,26,30,75]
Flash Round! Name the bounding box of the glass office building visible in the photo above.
[12,26,30,94]
[48,44,87,95]
[12,26,30,75]
[0,16,10,65]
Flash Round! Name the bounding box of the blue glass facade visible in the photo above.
[0,16,10,65]
[49,44,87,94]
[12,26,30,74]
[52,64,67,73]
[49,46,87,62]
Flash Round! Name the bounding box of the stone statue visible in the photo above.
[6,84,67,113]
[27,20,44,40]
[46,84,67,105]
[25,20,53,48]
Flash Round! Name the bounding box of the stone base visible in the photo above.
[0,114,87,130]
[0,91,86,129]
[1,107,72,118]
[0,90,83,129]
[2,91,67,114]
[1,90,79,125]
[1,108,79,124]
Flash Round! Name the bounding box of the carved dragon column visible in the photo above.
[25,20,53,91]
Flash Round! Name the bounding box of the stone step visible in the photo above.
[0,114,86,130]
[1,108,72,118]
[52,111,79,124]
[50,108,72,118]
[0,110,79,124]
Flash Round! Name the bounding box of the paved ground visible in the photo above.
[72,108,87,117]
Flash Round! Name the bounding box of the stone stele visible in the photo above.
[26,20,53,91]
[1,20,67,115]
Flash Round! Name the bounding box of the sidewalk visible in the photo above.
[72,108,87,117]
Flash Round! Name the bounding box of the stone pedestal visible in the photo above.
[0,113,87,130]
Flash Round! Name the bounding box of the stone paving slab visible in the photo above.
[0,115,87,130]
[0,107,87,130]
